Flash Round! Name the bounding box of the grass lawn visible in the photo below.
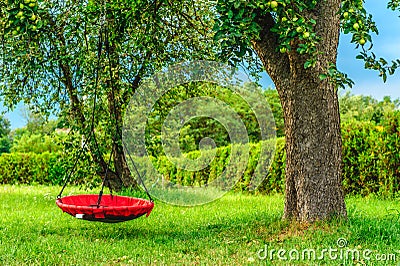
[0,185,399,265]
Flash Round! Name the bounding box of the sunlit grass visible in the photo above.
[0,185,399,265]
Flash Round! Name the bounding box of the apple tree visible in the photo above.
[213,0,400,221]
[0,0,216,189]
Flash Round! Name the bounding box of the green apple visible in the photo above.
[281,17,287,22]
[24,0,30,3]
[29,2,36,7]
[353,22,359,30]
[343,12,349,19]
[12,30,18,35]
[270,1,278,9]
[358,38,366,45]
[16,11,24,18]
[348,8,354,13]
[303,32,310,38]
[20,3,24,9]
[296,26,303,33]
[30,14,36,21]
[31,25,37,31]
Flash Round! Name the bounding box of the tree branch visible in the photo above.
[251,12,290,84]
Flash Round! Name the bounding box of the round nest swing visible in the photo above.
[55,139,154,223]
[55,29,154,223]
[56,194,154,223]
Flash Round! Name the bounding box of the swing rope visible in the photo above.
[122,140,153,202]
[96,143,115,206]
[57,25,104,199]
[102,23,152,202]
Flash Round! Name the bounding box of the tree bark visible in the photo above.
[279,71,347,222]
[107,90,138,188]
[252,0,347,222]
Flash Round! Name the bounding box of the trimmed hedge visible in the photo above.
[0,152,98,186]
[1,112,400,197]
[342,117,400,197]
[148,138,283,194]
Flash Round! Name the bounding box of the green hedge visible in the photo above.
[341,117,400,197]
[148,138,284,194]
[1,112,400,197]
[0,152,98,186]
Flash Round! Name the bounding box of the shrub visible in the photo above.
[341,112,400,197]
[0,152,97,186]
[341,120,383,196]
[11,133,66,153]
[151,138,284,193]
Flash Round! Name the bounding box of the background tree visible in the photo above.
[8,107,66,153]
[213,0,400,222]
[0,0,216,190]
[144,82,267,157]
[0,116,11,154]
[264,88,284,137]
[339,91,400,123]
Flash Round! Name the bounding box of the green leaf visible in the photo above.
[228,10,233,19]
[304,60,312,69]
[319,74,327,80]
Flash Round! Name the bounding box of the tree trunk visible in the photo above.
[112,137,138,188]
[279,72,347,221]
[252,0,347,222]
[108,98,138,188]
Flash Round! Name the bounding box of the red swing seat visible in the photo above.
[56,194,154,223]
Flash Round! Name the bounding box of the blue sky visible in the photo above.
[2,1,400,129]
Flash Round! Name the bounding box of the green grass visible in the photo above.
[0,185,400,265]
